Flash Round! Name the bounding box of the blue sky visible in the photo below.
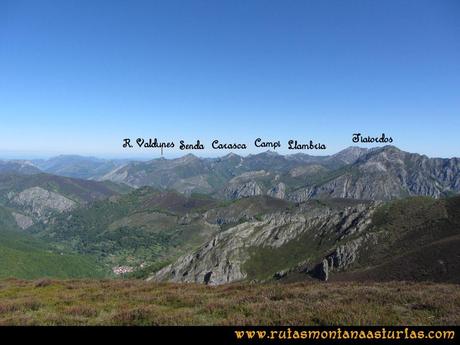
[0,0,459,158]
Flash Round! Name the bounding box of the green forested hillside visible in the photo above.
[0,206,106,279]
[30,187,221,270]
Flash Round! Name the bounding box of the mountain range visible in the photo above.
[95,146,460,201]
[14,145,458,201]
[0,145,459,284]
[31,155,129,180]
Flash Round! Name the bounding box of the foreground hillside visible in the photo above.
[152,195,460,284]
[0,231,106,279]
[0,279,458,326]
[0,206,106,279]
[26,188,460,283]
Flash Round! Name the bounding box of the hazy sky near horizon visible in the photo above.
[1,0,459,159]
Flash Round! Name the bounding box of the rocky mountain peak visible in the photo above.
[175,153,200,163]
[331,146,369,164]
[261,150,280,156]
[223,152,241,160]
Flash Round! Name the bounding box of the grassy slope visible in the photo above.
[0,206,106,279]
[333,196,460,283]
[0,279,458,325]
[0,233,106,279]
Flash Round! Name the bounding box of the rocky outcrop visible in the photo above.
[315,259,329,281]
[150,200,378,285]
[224,181,263,200]
[328,239,362,271]
[9,186,76,220]
[267,182,286,199]
[150,222,254,285]
[312,232,380,280]
[12,212,34,229]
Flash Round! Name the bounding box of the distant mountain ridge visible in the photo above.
[31,155,130,180]
[0,160,42,175]
[96,146,460,202]
[2,146,459,203]
[97,147,369,190]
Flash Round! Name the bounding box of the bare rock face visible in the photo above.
[9,186,76,219]
[328,239,362,270]
[224,181,263,200]
[12,212,34,230]
[150,222,252,285]
[267,182,286,199]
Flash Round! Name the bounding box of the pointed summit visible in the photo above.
[175,153,199,163]
[332,146,369,164]
[222,152,242,160]
[259,150,280,157]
